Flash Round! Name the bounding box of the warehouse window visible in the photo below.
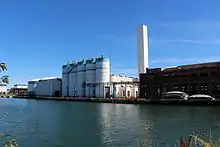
[201,83,208,91]
[216,84,220,91]
[190,74,197,77]
[200,73,208,77]
[163,88,167,93]
[127,91,130,97]
[182,74,188,77]
[211,71,218,77]
[93,90,95,96]
[123,91,125,96]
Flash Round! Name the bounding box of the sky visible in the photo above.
[1,0,220,87]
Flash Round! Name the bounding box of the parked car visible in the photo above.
[188,94,215,101]
[162,91,189,101]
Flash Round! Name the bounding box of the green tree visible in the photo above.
[0,63,9,84]
[0,133,18,147]
[0,64,17,146]
[1,76,9,84]
[0,63,7,72]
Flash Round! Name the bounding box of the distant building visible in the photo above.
[0,83,7,94]
[62,56,110,98]
[110,75,139,98]
[9,84,28,96]
[28,77,62,97]
[62,56,139,98]
[139,61,220,100]
[14,84,28,89]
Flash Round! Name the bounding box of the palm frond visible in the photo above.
[1,75,9,84]
[0,63,7,72]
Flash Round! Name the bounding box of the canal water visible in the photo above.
[1,98,220,147]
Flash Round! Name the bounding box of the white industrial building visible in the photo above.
[28,77,62,97]
[62,56,110,98]
[62,56,139,98]
[0,83,8,94]
[110,75,139,98]
[14,84,28,89]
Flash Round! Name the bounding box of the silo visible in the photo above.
[68,61,77,96]
[95,56,110,98]
[85,58,95,97]
[62,64,69,97]
[76,60,86,97]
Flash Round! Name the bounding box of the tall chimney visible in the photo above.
[137,24,149,74]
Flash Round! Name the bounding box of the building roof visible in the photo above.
[29,77,60,82]
[14,84,27,86]
[0,83,7,86]
[162,61,220,72]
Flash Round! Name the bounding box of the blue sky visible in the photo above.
[1,0,220,87]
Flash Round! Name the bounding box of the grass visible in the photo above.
[0,133,18,147]
[176,128,220,147]
[178,135,220,147]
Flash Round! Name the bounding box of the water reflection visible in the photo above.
[0,99,104,147]
[138,105,220,146]
[99,104,153,146]
[1,99,220,147]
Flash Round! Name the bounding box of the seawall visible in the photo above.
[11,96,220,106]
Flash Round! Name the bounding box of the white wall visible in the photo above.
[110,75,137,83]
[0,84,7,94]
[28,78,62,96]
[110,75,139,98]
[111,84,138,98]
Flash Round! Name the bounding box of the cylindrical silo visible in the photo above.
[85,58,95,97]
[68,61,77,97]
[62,64,69,97]
[95,56,110,98]
[76,60,86,97]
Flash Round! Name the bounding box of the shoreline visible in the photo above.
[9,96,220,106]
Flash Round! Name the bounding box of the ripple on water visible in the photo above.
[1,99,220,147]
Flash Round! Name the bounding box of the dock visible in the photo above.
[8,96,220,106]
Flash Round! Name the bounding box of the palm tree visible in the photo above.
[0,63,7,72]
[0,64,15,146]
[0,62,9,84]
[1,75,9,84]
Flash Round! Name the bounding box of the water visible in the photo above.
[1,98,220,147]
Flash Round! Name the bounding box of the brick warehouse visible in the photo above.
[139,61,220,101]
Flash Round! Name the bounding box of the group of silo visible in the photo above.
[62,56,110,98]
[68,61,77,96]
[85,58,96,97]
[62,64,70,96]
[95,57,110,97]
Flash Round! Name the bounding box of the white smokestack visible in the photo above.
[137,24,149,74]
